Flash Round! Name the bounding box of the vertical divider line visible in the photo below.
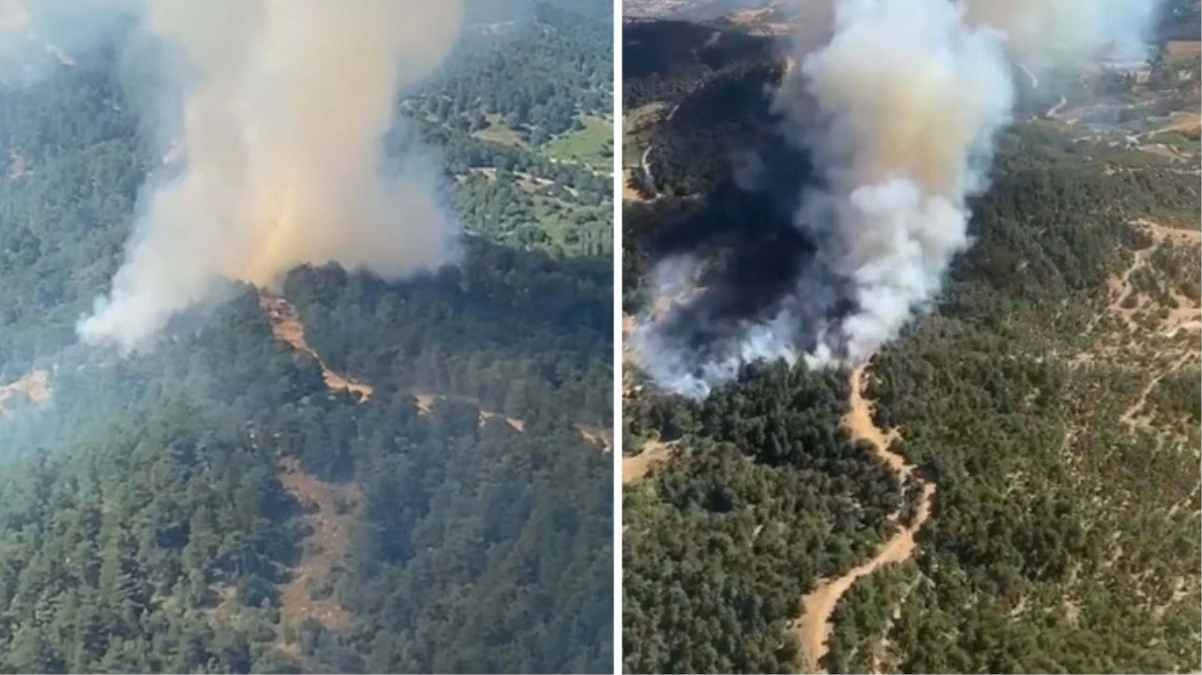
[611,1,624,672]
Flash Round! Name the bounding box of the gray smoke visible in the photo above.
[0,0,133,82]
[635,0,1164,398]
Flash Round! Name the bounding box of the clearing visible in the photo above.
[622,439,677,484]
[543,115,614,170]
[471,115,525,147]
[0,369,50,413]
[725,7,793,35]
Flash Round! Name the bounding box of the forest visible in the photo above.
[1158,0,1202,40]
[0,3,613,673]
[434,3,611,137]
[622,20,780,110]
[623,16,1200,675]
[410,1,615,256]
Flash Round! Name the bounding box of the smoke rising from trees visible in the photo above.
[0,0,467,351]
[635,0,1164,398]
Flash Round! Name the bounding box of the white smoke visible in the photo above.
[635,0,1164,398]
[50,0,465,352]
[73,0,459,348]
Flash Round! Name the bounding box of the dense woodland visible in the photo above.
[623,20,780,110]
[1,281,612,672]
[0,4,612,673]
[624,364,902,673]
[281,241,612,428]
[435,3,611,137]
[642,59,785,196]
[1159,0,1202,41]
[855,133,1200,674]
[623,18,1200,675]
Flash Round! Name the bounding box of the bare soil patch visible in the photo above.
[622,439,677,485]
[578,424,614,453]
[275,457,358,652]
[260,292,373,401]
[0,369,50,413]
[411,391,524,432]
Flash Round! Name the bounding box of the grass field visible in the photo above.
[543,115,613,170]
[472,114,526,147]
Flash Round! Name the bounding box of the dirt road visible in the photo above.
[796,364,936,673]
[259,292,374,400]
[259,292,613,449]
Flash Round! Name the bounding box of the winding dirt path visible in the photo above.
[1047,95,1067,118]
[415,391,526,432]
[1102,241,1156,332]
[1120,351,1195,429]
[1104,222,1202,429]
[260,291,609,450]
[639,137,656,194]
[260,292,373,400]
[1086,220,1202,337]
[796,364,936,674]
[637,103,678,197]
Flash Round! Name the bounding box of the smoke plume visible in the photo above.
[0,0,129,81]
[634,0,1163,398]
[62,0,464,351]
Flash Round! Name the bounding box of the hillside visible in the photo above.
[624,0,785,22]
[0,4,613,673]
[621,16,1201,675]
[412,2,614,257]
